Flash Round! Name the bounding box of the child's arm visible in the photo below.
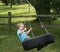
[26,27,32,35]
[20,28,27,34]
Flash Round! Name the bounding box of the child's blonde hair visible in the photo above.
[17,23,24,27]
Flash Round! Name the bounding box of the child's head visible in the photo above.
[17,23,25,30]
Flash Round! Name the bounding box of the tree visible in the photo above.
[28,0,60,24]
[28,0,50,15]
[52,0,60,14]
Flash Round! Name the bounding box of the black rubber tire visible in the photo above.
[22,33,55,50]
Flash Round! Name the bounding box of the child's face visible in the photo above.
[19,25,25,30]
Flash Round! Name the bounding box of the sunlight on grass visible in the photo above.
[0,3,36,15]
[0,1,4,5]
[11,18,36,23]
[10,4,36,15]
[0,2,36,23]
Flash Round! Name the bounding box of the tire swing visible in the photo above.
[22,15,55,51]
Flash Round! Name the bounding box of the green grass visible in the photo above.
[0,2,60,52]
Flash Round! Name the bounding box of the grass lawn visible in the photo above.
[0,2,60,52]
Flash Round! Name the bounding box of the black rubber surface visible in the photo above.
[22,33,55,50]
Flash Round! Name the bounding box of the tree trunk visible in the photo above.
[4,0,8,6]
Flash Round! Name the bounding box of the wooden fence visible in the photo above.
[0,12,60,32]
[0,12,11,32]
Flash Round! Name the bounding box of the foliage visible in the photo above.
[28,0,60,24]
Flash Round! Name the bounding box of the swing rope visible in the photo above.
[28,19,35,37]
[23,16,35,37]
[24,0,49,37]
[36,15,49,34]
[25,0,49,34]
[25,0,35,37]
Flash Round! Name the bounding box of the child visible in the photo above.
[17,23,32,42]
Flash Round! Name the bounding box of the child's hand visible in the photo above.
[24,28,27,31]
[30,27,32,31]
